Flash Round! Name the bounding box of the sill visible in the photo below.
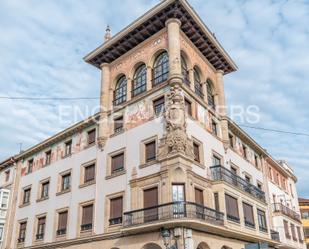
[56,189,71,196]
[17,242,25,248]
[79,229,93,237]
[245,224,256,230]
[193,160,206,169]
[109,223,122,228]
[84,143,96,150]
[105,170,126,180]
[259,228,268,234]
[62,153,72,159]
[139,160,158,169]
[79,180,96,189]
[110,130,125,138]
[36,196,49,203]
[19,203,30,208]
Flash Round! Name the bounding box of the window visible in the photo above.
[114,116,124,133]
[145,141,156,163]
[0,224,3,241]
[185,99,192,116]
[242,144,248,159]
[110,197,123,225]
[132,64,147,97]
[81,204,93,231]
[193,142,200,163]
[245,175,251,183]
[297,226,304,242]
[206,79,215,109]
[243,202,255,228]
[254,154,259,168]
[144,187,158,222]
[268,167,272,180]
[18,222,27,243]
[291,223,297,241]
[257,182,262,190]
[290,184,294,198]
[65,140,72,156]
[229,134,234,148]
[84,164,95,183]
[153,96,165,116]
[231,166,238,175]
[304,228,309,238]
[211,119,218,136]
[214,193,220,211]
[111,152,124,174]
[27,159,33,174]
[153,52,169,86]
[212,155,221,166]
[257,209,267,232]
[181,55,190,85]
[5,170,10,182]
[57,211,68,236]
[36,216,46,240]
[301,210,309,219]
[275,173,279,185]
[61,173,71,191]
[41,181,49,199]
[23,188,31,204]
[195,188,204,206]
[87,129,96,145]
[225,194,239,223]
[114,75,127,106]
[1,193,8,208]
[194,67,203,98]
[45,150,51,166]
[282,177,287,191]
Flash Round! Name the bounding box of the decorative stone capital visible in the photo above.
[165,18,182,27]
[97,136,108,150]
[216,69,224,75]
[100,63,109,69]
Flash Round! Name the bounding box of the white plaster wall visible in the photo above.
[13,145,97,247]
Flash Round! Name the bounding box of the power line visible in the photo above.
[0,96,99,100]
[239,124,309,137]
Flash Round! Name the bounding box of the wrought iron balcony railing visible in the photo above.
[123,201,224,227]
[271,229,280,242]
[273,203,301,222]
[210,165,266,202]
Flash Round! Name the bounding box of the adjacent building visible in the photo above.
[1,0,305,249]
[0,157,16,248]
[299,198,309,248]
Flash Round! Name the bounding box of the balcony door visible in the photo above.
[143,187,158,222]
[172,184,185,217]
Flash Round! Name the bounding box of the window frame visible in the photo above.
[257,209,268,233]
[132,64,147,97]
[18,220,27,243]
[153,51,169,86]
[87,128,96,146]
[153,96,165,116]
[56,208,69,237]
[113,75,127,106]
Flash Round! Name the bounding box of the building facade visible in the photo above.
[0,157,16,248]
[299,198,309,249]
[1,0,306,249]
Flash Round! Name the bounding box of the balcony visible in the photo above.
[273,203,301,222]
[210,165,266,202]
[123,201,224,227]
[271,230,280,242]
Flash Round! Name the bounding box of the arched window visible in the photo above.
[114,75,127,106]
[153,52,169,86]
[207,79,215,109]
[194,67,203,98]
[181,55,190,85]
[132,64,147,97]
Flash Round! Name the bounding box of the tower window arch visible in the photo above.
[153,51,169,86]
[194,67,203,98]
[181,55,190,86]
[113,75,127,106]
[207,79,215,109]
[132,64,147,97]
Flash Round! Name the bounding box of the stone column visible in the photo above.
[189,68,195,91]
[216,70,229,150]
[146,66,152,90]
[98,63,111,148]
[127,77,132,101]
[166,18,182,86]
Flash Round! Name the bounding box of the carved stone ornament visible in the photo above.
[97,136,108,150]
[158,85,195,160]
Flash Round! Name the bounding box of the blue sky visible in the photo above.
[0,0,308,196]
